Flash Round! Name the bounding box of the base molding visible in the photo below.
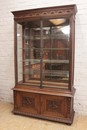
[13,110,74,125]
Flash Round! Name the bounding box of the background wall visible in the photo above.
[0,0,87,115]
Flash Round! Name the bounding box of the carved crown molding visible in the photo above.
[12,4,77,22]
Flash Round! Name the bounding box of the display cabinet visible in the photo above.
[12,4,77,124]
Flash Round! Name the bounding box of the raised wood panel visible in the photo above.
[14,91,40,114]
[41,95,71,119]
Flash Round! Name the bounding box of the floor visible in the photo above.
[0,101,87,130]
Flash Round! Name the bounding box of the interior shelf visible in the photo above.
[21,59,69,64]
[20,48,70,50]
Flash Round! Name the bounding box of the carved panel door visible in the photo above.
[14,91,40,115]
[41,94,71,119]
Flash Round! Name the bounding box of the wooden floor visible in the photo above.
[0,101,87,130]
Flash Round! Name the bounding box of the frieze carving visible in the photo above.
[22,97,35,108]
[13,5,76,21]
[66,97,71,118]
[15,9,72,20]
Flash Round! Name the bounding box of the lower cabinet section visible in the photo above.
[13,90,74,124]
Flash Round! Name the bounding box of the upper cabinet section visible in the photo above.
[12,4,77,22]
[12,5,77,90]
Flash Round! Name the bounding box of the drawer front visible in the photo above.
[41,95,71,119]
[14,91,40,115]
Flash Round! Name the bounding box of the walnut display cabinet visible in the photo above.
[12,4,77,124]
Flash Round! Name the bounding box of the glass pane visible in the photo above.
[17,23,23,83]
[17,20,40,86]
[42,18,70,89]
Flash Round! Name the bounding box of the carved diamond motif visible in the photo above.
[46,100,61,112]
[22,97,35,108]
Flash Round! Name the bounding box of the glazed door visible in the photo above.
[42,18,70,89]
[17,18,70,89]
[17,20,41,86]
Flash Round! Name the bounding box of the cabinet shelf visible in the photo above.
[19,80,69,89]
[20,48,69,51]
[22,59,69,64]
[31,35,69,40]
[18,34,69,40]
[22,70,69,76]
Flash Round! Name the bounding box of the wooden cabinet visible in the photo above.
[12,4,77,124]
